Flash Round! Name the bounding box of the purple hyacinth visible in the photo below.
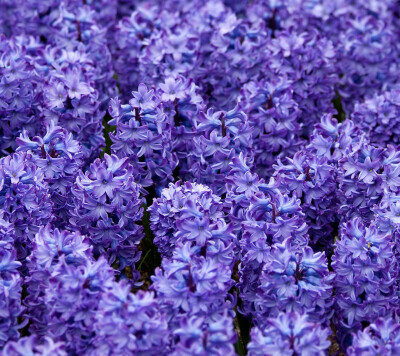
[0,152,53,259]
[90,283,170,355]
[307,113,364,163]
[0,249,24,347]
[172,311,237,356]
[25,225,92,335]
[238,78,303,177]
[253,238,334,328]
[332,217,399,344]
[16,123,84,226]
[1,335,67,356]
[348,317,400,355]
[70,153,144,270]
[0,36,43,153]
[247,311,331,356]
[151,243,235,319]
[151,241,237,355]
[149,181,235,261]
[338,143,400,221]
[225,154,311,320]
[43,256,115,354]
[337,13,400,111]
[352,88,400,146]
[273,149,339,247]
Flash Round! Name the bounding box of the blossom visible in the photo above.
[0,249,23,347]
[248,311,331,356]
[332,218,398,343]
[1,336,67,356]
[348,317,400,355]
[16,123,84,227]
[70,154,144,270]
[254,239,334,327]
[90,284,170,355]
[0,152,53,256]
[149,181,233,260]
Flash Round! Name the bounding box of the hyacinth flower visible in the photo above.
[43,256,115,354]
[108,80,190,188]
[112,4,199,98]
[109,76,207,188]
[151,242,237,355]
[149,181,235,263]
[337,13,400,111]
[273,149,339,248]
[307,113,364,163]
[224,154,310,320]
[264,28,338,133]
[352,88,400,146]
[347,317,400,355]
[374,193,400,268]
[276,114,364,247]
[251,238,334,328]
[186,103,254,195]
[16,123,84,226]
[0,152,53,259]
[0,33,108,161]
[38,50,106,161]
[0,249,24,347]
[24,225,92,335]
[247,311,330,356]
[172,311,237,356]
[0,0,119,156]
[90,283,170,355]
[338,143,400,221]
[112,1,268,107]
[44,2,117,98]
[151,182,237,354]
[152,243,235,319]
[225,153,309,245]
[0,0,117,45]
[224,153,258,232]
[332,218,399,346]
[238,77,303,177]
[1,335,67,356]
[0,36,43,154]
[70,153,144,270]
[0,211,15,252]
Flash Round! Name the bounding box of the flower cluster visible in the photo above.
[224,155,314,321]
[352,88,400,146]
[2,0,400,354]
[247,311,331,356]
[24,225,92,336]
[238,79,303,177]
[0,0,116,160]
[108,79,202,187]
[336,11,400,111]
[0,249,23,347]
[150,182,237,354]
[149,181,233,259]
[70,154,144,270]
[273,150,338,248]
[0,36,43,153]
[1,336,67,356]
[338,143,400,221]
[0,152,53,258]
[332,218,399,344]
[16,123,83,226]
[90,285,170,356]
[254,239,334,328]
[348,317,400,355]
